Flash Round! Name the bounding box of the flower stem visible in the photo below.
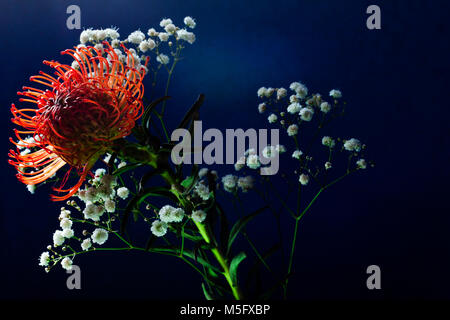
[194,221,243,300]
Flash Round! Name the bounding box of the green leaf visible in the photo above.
[226,205,269,256]
[113,163,143,176]
[177,94,205,129]
[229,252,246,287]
[181,175,195,189]
[201,282,214,300]
[142,96,171,130]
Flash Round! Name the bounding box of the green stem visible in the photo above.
[195,221,243,300]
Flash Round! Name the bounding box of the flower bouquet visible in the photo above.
[9,17,372,300]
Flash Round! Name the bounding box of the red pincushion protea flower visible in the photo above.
[9,42,147,201]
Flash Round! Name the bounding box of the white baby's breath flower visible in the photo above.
[290,82,308,98]
[111,39,120,48]
[277,88,287,100]
[322,136,336,148]
[299,107,314,121]
[191,210,206,223]
[265,87,275,97]
[80,28,93,44]
[289,95,300,103]
[159,205,176,223]
[257,87,267,98]
[289,82,301,92]
[91,228,109,245]
[53,230,65,246]
[156,54,170,65]
[287,102,301,114]
[60,218,72,230]
[246,154,260,169]
[267,113,278,123]
[164,23,176,33]
[117,187,130,200]
[94,43,104,53]
[151,220,168,237]
[320,102,331,113]
[356,158,367,169]
[105,27,120,39]
[160,18,173,27]
[329,89,342,99]
[117,161,127,169]
[62,228,74,238]
[77,189,87,202]
[275,145,286,154]
[147,28,158,37]
[83,203,104,221]
[59,208,71,219]
[85,186,98,202]
[27,184,36,194]
[194,182,210,200]
[287,124,299,136]
[101,174,118,188]
[184,16,196,29]
[61,257,73,271]
[39,252,50,267]
[80,238,91,251]
[258,103,267,113]
[170,208,185,223]
[292,150,303,159]
[325,162,332,170]
[139,39,156,52]
[176,29,196,44]
[262,145,276,158]
[127,30,145,44]
[234,156,246,171]
[95,168,106,178]
[222,174,238,193]
[158,32,170,42]
[344,138,362,152]
[299,174,309,186]
[71,60,79,70]
[105,199,116,213]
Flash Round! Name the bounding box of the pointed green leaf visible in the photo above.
[202,282,214,300]
[142,96,171,130]
[226,205,269,256]
[229,251,246,287]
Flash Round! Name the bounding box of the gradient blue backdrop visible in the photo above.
[0,0,449,300]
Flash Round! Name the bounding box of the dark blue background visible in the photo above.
[0,0,449,300]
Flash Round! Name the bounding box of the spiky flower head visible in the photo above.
[9,42,147,200]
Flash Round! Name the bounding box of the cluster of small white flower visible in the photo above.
[257,81,371,185]
[75,16,196,73]
[39,205,110,272]
[38,158,133,272]
[234,146,286,172]
[258,82,342,132]
[222,174,254,193]
[151,205,185,237]
[76,167,128,221]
